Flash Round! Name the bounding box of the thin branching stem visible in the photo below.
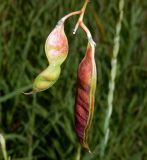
[73,0,90,34]
[58,0,90,30]
[80,22,96,47]
[100,0,125,158]
[60,11,81,23]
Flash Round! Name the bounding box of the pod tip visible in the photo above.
[22,91,36,95]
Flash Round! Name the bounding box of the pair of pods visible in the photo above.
[26,19,97,152]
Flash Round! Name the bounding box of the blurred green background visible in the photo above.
[0,0,147,159]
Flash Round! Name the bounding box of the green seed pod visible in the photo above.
[75,41,97,152]
[24,20,68,94]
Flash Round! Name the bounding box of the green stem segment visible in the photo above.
[0,134,10,160]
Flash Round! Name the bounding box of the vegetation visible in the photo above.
[0,0,146,159]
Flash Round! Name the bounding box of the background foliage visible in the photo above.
[0,0,147,159]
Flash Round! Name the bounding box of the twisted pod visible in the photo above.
[75,35,97,151]
[25,20,68,94]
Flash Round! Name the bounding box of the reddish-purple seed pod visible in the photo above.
[75,41,97,151]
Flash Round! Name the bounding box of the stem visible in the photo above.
[0,134,9,160]
[60,10,81,23]
[80,22,96,46]
[73,0,90,34]
[57,0,90,34]
[100,0,125,158]
[76,145,81,160]
[28,95,36,159]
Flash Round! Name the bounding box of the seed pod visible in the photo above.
[24,20,68,94]
[45,21,68,66]
[75,41,97,151]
